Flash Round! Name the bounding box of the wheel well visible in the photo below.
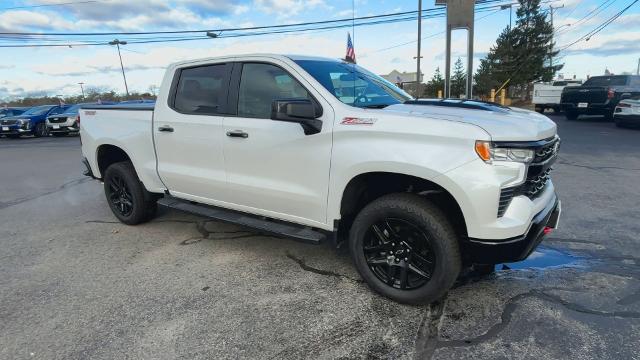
[96,144,130,178]
[338,172,467,242]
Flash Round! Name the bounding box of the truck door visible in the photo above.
[222,61,334,226]
[154,62,233,202]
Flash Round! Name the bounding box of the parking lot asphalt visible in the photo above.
[1,115,639,360]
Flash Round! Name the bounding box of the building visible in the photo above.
[380,70,424,86]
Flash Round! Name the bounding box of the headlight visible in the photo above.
[475,141,534,164]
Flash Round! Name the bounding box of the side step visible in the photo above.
[157,195,326,245]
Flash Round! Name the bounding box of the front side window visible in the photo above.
[295,60,413,108]
[174,64,229,115]
[238,63,311,119]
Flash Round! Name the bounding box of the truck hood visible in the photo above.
[383,103,557,141]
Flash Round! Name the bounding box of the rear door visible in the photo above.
[154,62,234,202]
[221,60,334,226]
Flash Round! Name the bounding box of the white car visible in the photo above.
[533,79,583,113]
[613,97,640,128]
[79,54,561,304]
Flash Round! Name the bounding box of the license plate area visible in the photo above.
[2,126,8,131]
[578,102,588,108]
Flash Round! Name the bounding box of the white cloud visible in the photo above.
[253,0,328,17]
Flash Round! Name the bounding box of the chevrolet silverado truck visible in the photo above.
[560,75,640,120]
[80,54,561,304]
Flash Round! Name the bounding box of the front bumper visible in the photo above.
[463,194,560,264]
[48,124,79,133]
[614,113,640,125]
[0,126,32,135]
[560,102,612,114]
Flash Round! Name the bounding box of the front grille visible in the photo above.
[49,117,67,123]
[1,119,18,125]
[496,137,559,218]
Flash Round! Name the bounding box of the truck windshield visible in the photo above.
[583,76,627,87]
[294,59,413,108]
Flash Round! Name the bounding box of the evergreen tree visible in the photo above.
[424,67,444,98]
[473,0,563,99]
[451,58,466,98]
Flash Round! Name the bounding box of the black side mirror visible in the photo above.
[271,99,322,135]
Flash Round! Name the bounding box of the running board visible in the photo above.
[157,195,326,245]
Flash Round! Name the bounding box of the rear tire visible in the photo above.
[349,193,461,305]
[103,161,158,225]
[566,111,578,121]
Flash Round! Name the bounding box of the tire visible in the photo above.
[535,106,544,114]
[103,161,158,225]
[552,106,560,114]
[614,118,627,128]
[33,123,48,137]
[6,134,21,139]
[565,111,578,121]
[349,193,461,305]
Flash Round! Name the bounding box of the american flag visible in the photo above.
[345,32,356,63]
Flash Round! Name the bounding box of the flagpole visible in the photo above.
[416,0,422,98]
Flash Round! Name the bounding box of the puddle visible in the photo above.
[498,246,582,270]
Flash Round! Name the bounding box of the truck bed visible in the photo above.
[79,104,166,193]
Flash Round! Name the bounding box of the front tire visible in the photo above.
[349,193,461,305]
[34,123,48,137]
[103,161,158,225]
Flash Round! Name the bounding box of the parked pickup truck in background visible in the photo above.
[533,79,582,113]
[560,75,640,120]
[80,54,561,304]
[0,104,71,138]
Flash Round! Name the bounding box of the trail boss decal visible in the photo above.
[341,117,377,125]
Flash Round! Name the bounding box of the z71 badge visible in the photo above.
[340,117,377,125]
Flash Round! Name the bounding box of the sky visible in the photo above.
[0,0,639,100]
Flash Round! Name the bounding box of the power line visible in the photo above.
[0,2,515,48]
[555,0,618,36]
[558,0,638,52]
[0,0,106,10]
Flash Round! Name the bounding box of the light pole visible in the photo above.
[78,82,85,98]
[500,4,513,30]
[109,39,130,96]
[637,58,640,75]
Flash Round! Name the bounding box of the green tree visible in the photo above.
[474,0,563,100]
[451,58,466,98]
[423,67,444,98]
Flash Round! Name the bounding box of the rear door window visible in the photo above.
[173,64,231,115]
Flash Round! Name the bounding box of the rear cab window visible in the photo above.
[583,76,628,87]
[172,63,232,115]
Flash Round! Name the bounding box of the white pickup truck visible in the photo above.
[533,79,583,113]
[80,54,561,304]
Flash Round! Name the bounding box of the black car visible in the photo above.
[560,75,640,121]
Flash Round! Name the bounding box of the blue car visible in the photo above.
[0,107,27,119]
[0,104,72,138]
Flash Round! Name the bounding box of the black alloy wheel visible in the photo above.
[363,218,436,290]
[349,193,461,304]
[107,174,134,217]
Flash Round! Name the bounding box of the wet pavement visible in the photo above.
[1,114,639,359]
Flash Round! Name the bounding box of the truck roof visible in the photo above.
[168,54,343,68]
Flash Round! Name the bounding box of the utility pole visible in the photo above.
[500,4,513,30]
[416,0,422,98]
[549,4,564,69]
[637,58,640,75]
[78,82,85,98]
[109,39,130,96]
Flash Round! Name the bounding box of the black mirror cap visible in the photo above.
[271,99,323,135]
